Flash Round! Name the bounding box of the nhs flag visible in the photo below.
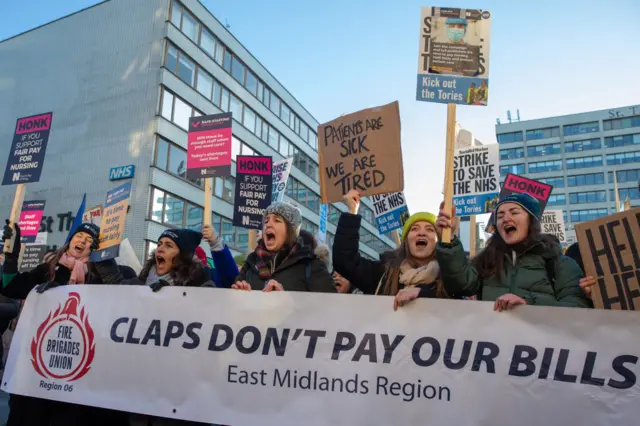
[109,165,135,181]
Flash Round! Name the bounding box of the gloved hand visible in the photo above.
[36,281,62,294]
[2,220,21,258]
[149,279,171,292]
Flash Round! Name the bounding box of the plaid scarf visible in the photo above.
[254,239,301,280]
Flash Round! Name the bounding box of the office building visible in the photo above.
[0,0,395,261]
[497,104,640,244]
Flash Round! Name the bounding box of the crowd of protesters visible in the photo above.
[0,188,599,425]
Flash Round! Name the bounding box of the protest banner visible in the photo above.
[416,7,491,106]
[576,208,640,310]
[372,192,410,234]
[4,288,640,426]
[233,156,272,230]
[272,157,293,203]
[2,112,54,186]
[541,210,566,243]
[18,245,45,273]
[453,145,499,216]
[18,200,46,244]
[318,102,404,204]
[318,204,328,243]
[90,182,132,261]
[82,204,103,224]
[186,112,232,179]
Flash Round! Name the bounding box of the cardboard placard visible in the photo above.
[318,102,404,204]
[233,156,272,230]
[372,192,410,234]
[576,208,640,310]
[18,200,46,244]
[541,210,566,243]
[453,145,499,216]
[187,112,232,178]
[2,112,54,185]
[90,182,132,261]
[18,245,46,273]
[416,7,491,106]
[271,158,293,203]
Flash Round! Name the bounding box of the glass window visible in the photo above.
[547,194,566,206]
[567,173,605,187]
[196,68,213,99]
[166,44,178,72]
[213,40,224,65]
[236,227,248,252]
[212,81,221,106]
[569,191,606,204]
[606,151,640,166]
[146,241,158,259]
[611,188,640,201]
[565,138,601,152]
[254,116,264,140]
[308,161,318,182]
[299,122,310,143]
[565,155,602,169]
[181,11,198,41]
[155,137,169,169]
[231,137,241,161]
[603,115,640,131]
[526,127,559,141]
[229,94,243,122]
[245,71,258,96]
[268,125,279,150]
[537,176,564,188]
[214,177,223,198]
[220,88,229,112]
[605,134,640,148]
[257,81,264,103]
[497,131,523,144]
[499,147,524,160]
[328,205,340,225]
[286,178,296,199]
[173,97,192,130]
[164,194,185,226]
[269,93,281,116]
[609,169,640,183]
[231,55,245,84]
[150,188,164,223]
[279,137,290,157]
[243,108,256,134]
[177,53,195,86]
[563,121,599,136]
[262,87,270,106]
[186,204,203,231]
[281,104,291,127]
[527,143,561,157]
[241,143,255,156]
[168,144,187,177]
[221,217,235,245]
[170,1,182,27]
[570,209,608,223]
[200,28,215,56]
[499,164,526,176]
[161,90,174,120]
[527,160,562,173]
[223,50,232,73]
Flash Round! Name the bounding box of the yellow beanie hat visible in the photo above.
[401,212,437,242]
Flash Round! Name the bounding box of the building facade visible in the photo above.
[497,104,640,243]
[0,0,395,262]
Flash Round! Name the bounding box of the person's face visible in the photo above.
[406,221,438,260]
[482,81,487,88]
[67,232,93,259]
[155,237,180,276]
[263,214,288,252]
[496,203,530,245]
[333,271,350,293]
[446,24,466,42]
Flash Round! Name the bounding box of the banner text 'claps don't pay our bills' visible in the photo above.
[4,288,640,426]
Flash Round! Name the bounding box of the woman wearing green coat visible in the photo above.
[435,193,591,310]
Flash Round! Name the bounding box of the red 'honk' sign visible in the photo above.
[499,173,553,211]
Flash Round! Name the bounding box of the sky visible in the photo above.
[1,0,640,215]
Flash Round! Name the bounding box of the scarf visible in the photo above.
[59,252,89,284]
[254,240,300,280]
[399,259,440,286]
[145,266,175,286]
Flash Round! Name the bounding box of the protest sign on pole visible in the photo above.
[233,156,272,230]
[4,288,640,426]
[17,200,46,244]
[541,210,566,243]
[271,158,293,203]
[372,192,410,234]
[82,204,103,224]
[18,245,46,273]
[575,208,640,310]
[416,7,491,106]
[318,102,404,204]
[318,204,328,243]
[90,182,132,261]
[453,145,499,216]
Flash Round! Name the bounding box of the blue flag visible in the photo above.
[65,193,86,246]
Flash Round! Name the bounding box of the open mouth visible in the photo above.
[73,245,85,254]
[156,255,166,266]
[415,239,429,248]
[265,230,276,244]
[503,225,517,236]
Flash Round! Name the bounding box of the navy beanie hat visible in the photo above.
[159,229,203,257]
[493,193,542,222]
[71,223,100,250]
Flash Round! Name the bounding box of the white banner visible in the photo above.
[3,287,640,425]
[541,209,566,242]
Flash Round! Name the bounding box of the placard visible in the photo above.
[271,158,293,203]
[541,210,566,243]
[499,173,553,209]
[187,112,232,178]
[576,208,640,310]
[2,112,54,185]
[18,200,46,243]
[18,245,46,273]
[90,182,132,261]
[417,7,491,106]
[318,204,328,243]
[453,145,499,216]
[82,204,103,224]
[233,156,272,230]
[4,288,640,426]
[372,192,410,234]
[318,102,403,203]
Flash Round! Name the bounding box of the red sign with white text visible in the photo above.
[187,112,232,179]
[18,200,46,243]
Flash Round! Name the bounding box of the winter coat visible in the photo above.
[332,213,449,297]
[436,236,591,307]
[211,244,239,288]
[238,240,335,293]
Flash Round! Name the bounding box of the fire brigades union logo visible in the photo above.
[30,292,95,381]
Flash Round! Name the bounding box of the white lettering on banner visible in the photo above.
[3,287,640,425]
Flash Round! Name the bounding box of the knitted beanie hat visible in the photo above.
[159,229,203,258]
[264,202,302,235]
[494,193,542,222]
[401,212,437,242]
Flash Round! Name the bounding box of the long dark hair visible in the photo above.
[46,245,100,283]
[472,215,558,279]
[379,239,447,297]
[139,250,208,287]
